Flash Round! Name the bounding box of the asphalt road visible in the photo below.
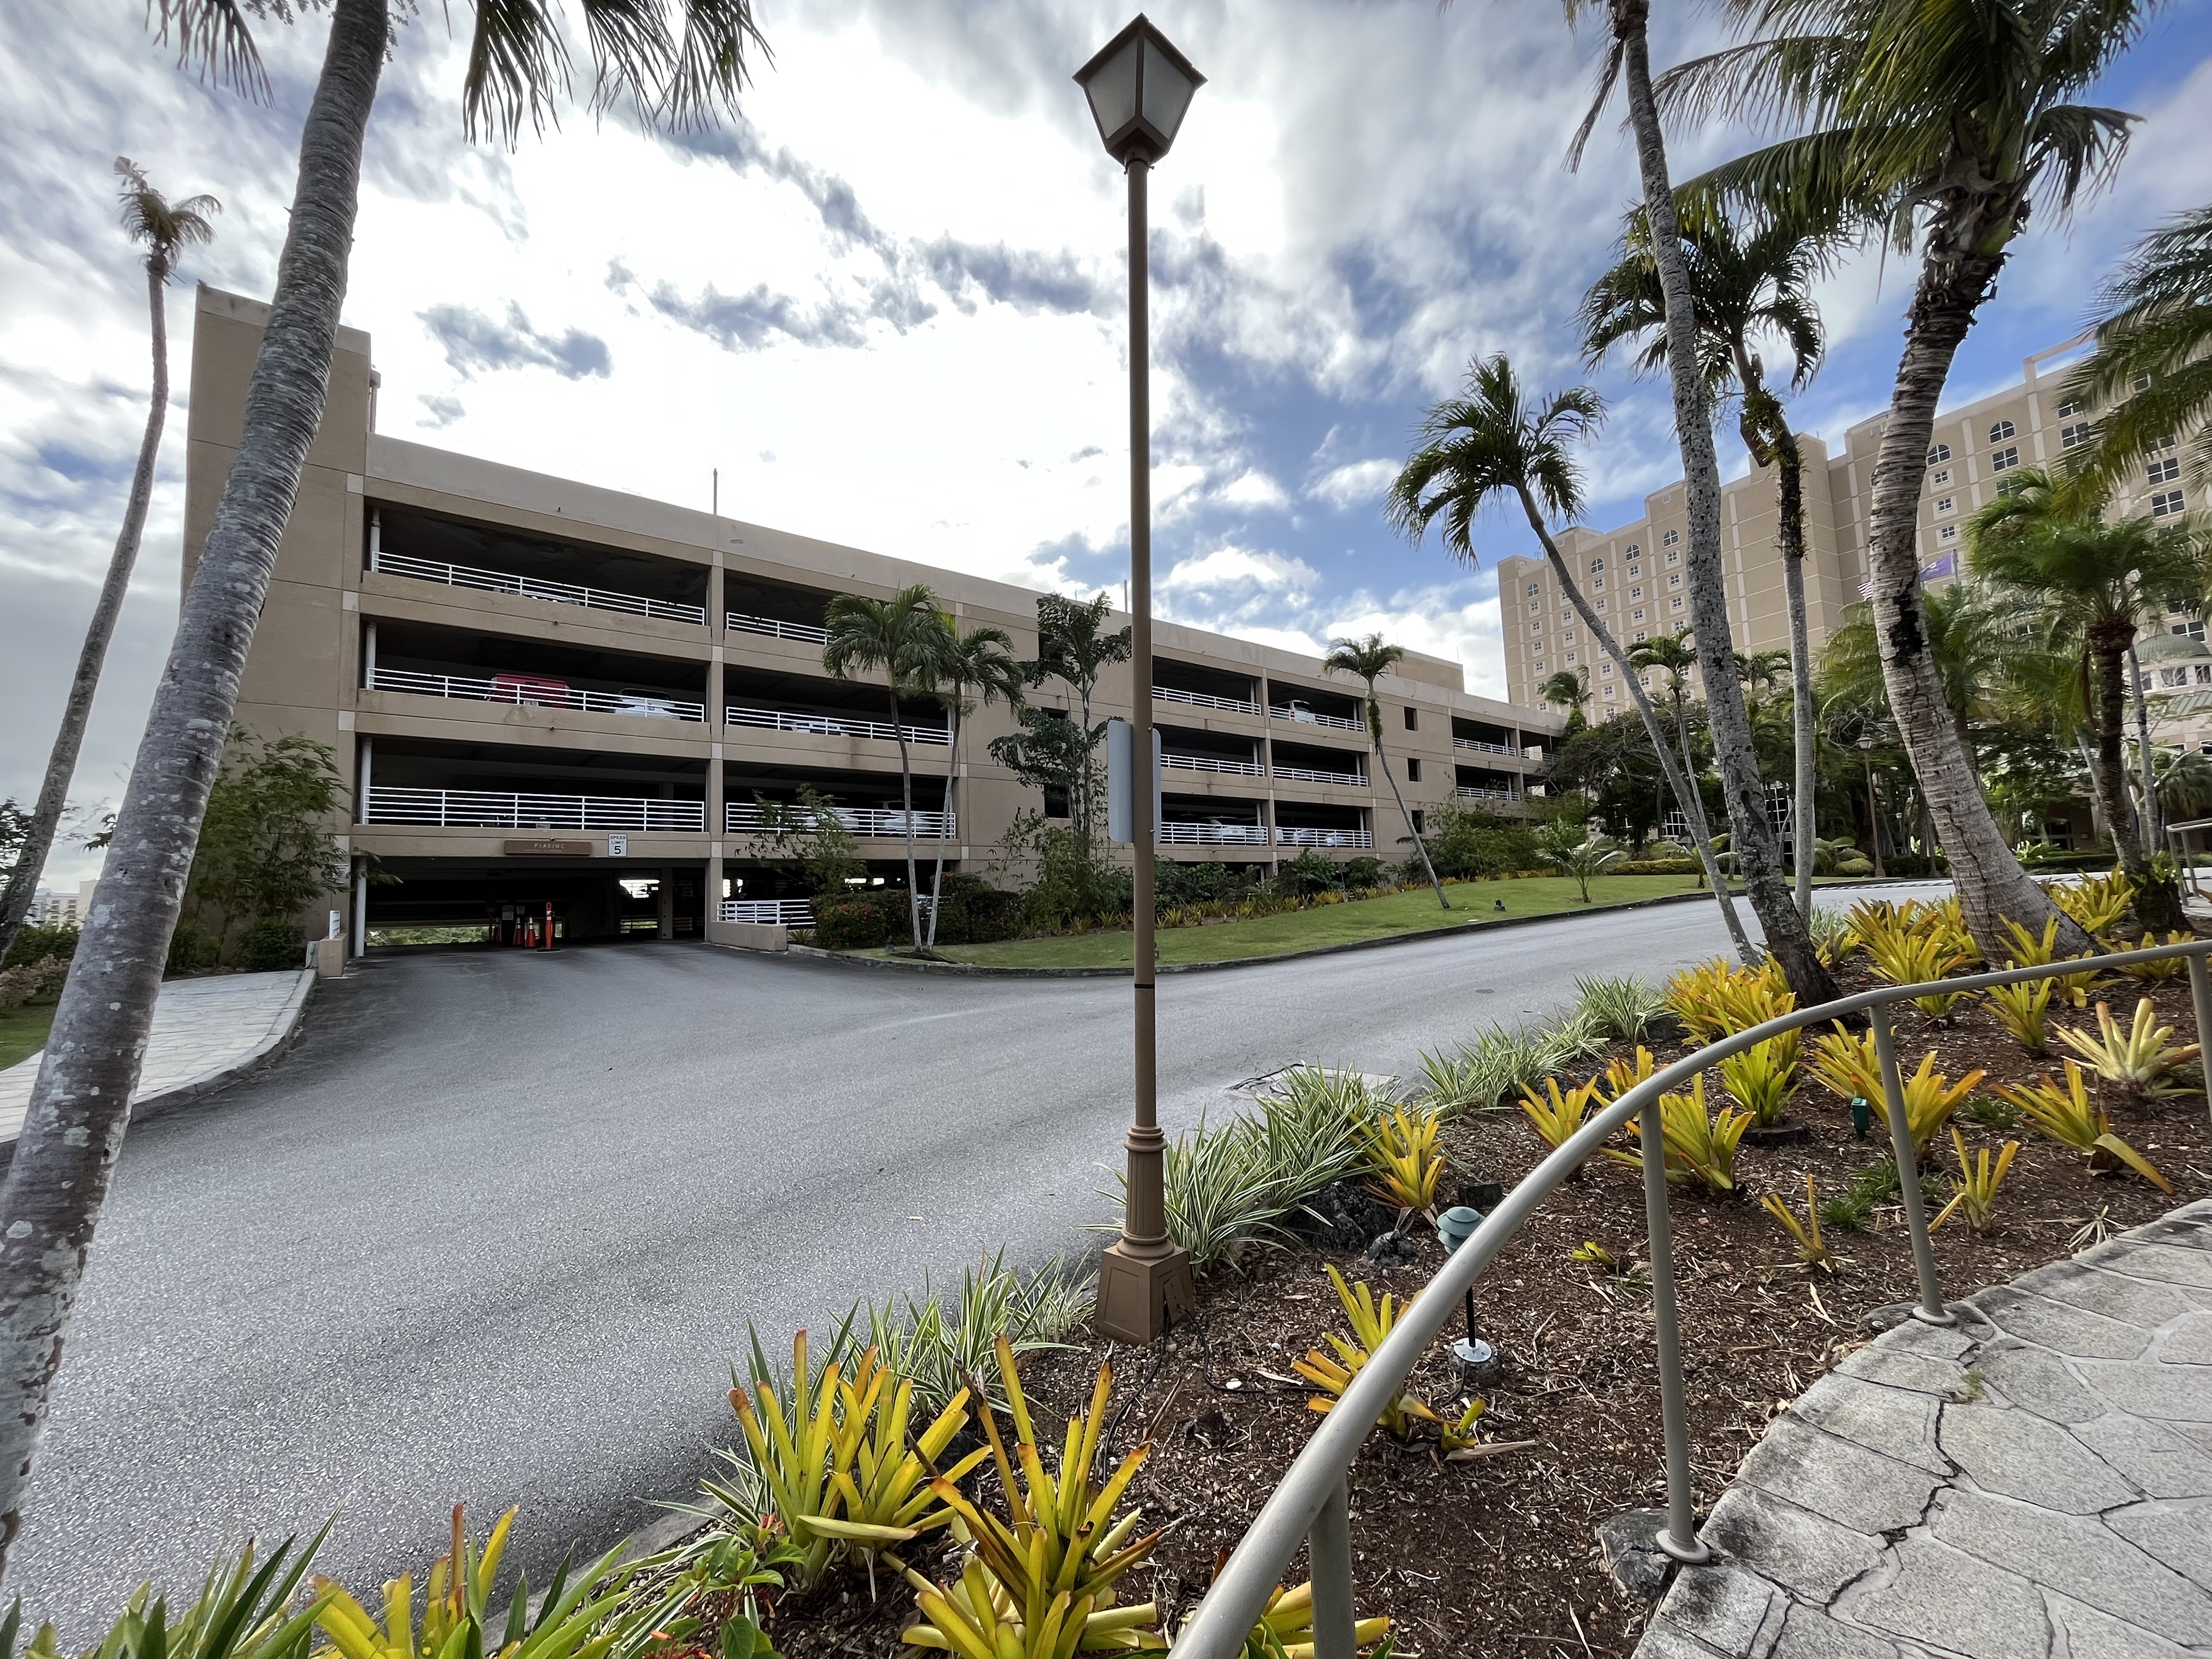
[15,881,1942,1629]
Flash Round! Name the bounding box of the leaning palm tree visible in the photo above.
[1322,635,1451,909]
[1582,205,1840,923]
[921,620,1024,950]
[823,585,947,953]
[0,161,218,966]
[1651,0,2145,960]
[2062,204,2212,494]
[1965,468,2204,929]
[0,3,775,1575]
[1558,0,1833,1005]
[1385,352,1756,960]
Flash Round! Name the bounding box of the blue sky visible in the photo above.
[4,1,2210,886]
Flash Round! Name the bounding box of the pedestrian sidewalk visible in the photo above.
[1640,1200,2212,1659]
[0,970,314,1149]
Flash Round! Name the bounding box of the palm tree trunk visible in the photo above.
[1373,721,1447,907]
[927,701,957,950]
[1515,484,1756,960]
[890,691,921,950]
[2126,642,2162,857]
[2076,731,2108,843]
[1615,9,1833,1002]
[0,258,172,963]
[1842,231,2095,960]
[2091,638,2143,877]
[0,0,387,1579]
[1774,432,1817,923]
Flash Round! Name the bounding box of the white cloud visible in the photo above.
[1307,458,1397,510]
[1216,469,1292,511]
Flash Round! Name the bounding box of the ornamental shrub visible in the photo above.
[4,924,78,969]
[236,917,305,972]
[1426,803,1542,879]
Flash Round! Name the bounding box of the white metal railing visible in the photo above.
[1269,704,1363,732]
[1452,735,1521,757]
[719,899,816,927]
[1274,826,1373,848]
[1171,932,2212,1659]
[1156,821,1268,845]
[369,549,705,624]
[1455,786,1523,803]
[363,786,704,831]
[368,668,705,722]
[725,611,830,645]
[1155,685,1260,715]
[1273,764,1363,787]
[1163,753,1264,776]
[724,801,953,838]
[724,705,950,746]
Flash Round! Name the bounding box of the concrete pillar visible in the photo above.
[351,867,368,958]
[356,734,373,823]
[657,864,674,939]
[364,620,378,688]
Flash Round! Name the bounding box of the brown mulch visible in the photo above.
[770,965,2212,1659]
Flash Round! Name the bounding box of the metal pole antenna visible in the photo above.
[1096,155,1194,1343]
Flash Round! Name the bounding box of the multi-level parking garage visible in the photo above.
[184,285,1563,952]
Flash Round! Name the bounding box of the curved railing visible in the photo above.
[1173,934,2212,1658]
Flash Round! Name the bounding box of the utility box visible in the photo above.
[314,936,346,978]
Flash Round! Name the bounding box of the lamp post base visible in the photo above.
[1095,1239,1196,1342]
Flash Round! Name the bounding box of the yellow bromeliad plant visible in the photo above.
[2050,870,2133,943]
[1666,957,1790,1045]
[1353,1103,1446,1216]
[1860,923,1976,1018]
[1759,1174,1832,1271]
[312,1508,678,1659]
[1717,1036,1798,1127]
[1233,1581,1391,1658]
[1293,1265,1438,1442]
[1608,1075,1748,1193]
[1999,915,2102,1008]
[2053,998,2203,1103]
[1894,1053,1987,1153]
[1991,1061,2176,1192]
[903,1338,1165,1657]
[1806,1023,1882,1104]
[1928,1129,2020,1235]
[1519,1074,1603,1171]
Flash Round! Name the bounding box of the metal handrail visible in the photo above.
[1163,753,1265,776]
[719,899,815,926]
[725,610,831,644]
[1174,934,2212,1659]
[1273,764,1364,786]
[1276,827,1373,847]
[370,549,706,624]
[1452,736,1521,757]
[1455,786,1522,803]
[368,668,706,722]
[1158,822,1268,844]
[1270,704,1364,732]
[725,704,951,746]
[1156,685,1261,714]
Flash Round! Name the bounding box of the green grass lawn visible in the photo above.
[921,873,1720,969]
[0,1002,58,1071]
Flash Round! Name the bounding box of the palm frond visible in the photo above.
[151,0,270,101]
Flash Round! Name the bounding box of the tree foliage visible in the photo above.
[185,728,348,958]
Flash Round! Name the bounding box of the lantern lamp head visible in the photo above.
[1436,1205,1485,1254]
[1074,14,1205,166]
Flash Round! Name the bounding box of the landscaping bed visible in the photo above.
[758,950,2209,1658]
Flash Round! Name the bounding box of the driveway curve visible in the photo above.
[15,882,1943,1631]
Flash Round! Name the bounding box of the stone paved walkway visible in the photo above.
[1641,1200,2212,1659]
[0,970,314,1144]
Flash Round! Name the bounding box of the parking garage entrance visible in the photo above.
[362,856,708,949]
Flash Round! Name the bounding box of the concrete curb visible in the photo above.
[0,969,318,1168]
[782,877,1950,980]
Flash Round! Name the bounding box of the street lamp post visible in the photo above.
[1076,14,1203,1344]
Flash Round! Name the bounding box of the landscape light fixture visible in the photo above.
[1434,1205,1499,1387]
[1079,14,1203,1345]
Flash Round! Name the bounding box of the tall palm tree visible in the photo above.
[0,161,218,966]
[1628,628,1706,808]
[1385,352,1756,960]
[1965,468,2205,928]
[922,620,1024,950]
[1025,594,1131,847]
[1322,635,1449,909]
[2062,204,2212,493]
[823,584,947,953]
[1582,206,1839,922]
[0,7,775,1572]
[1652,0,2145,960]
[1560,0,1833,1004]
[1819,585,2018,761]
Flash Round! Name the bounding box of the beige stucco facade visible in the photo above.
[185,286,1562,950]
